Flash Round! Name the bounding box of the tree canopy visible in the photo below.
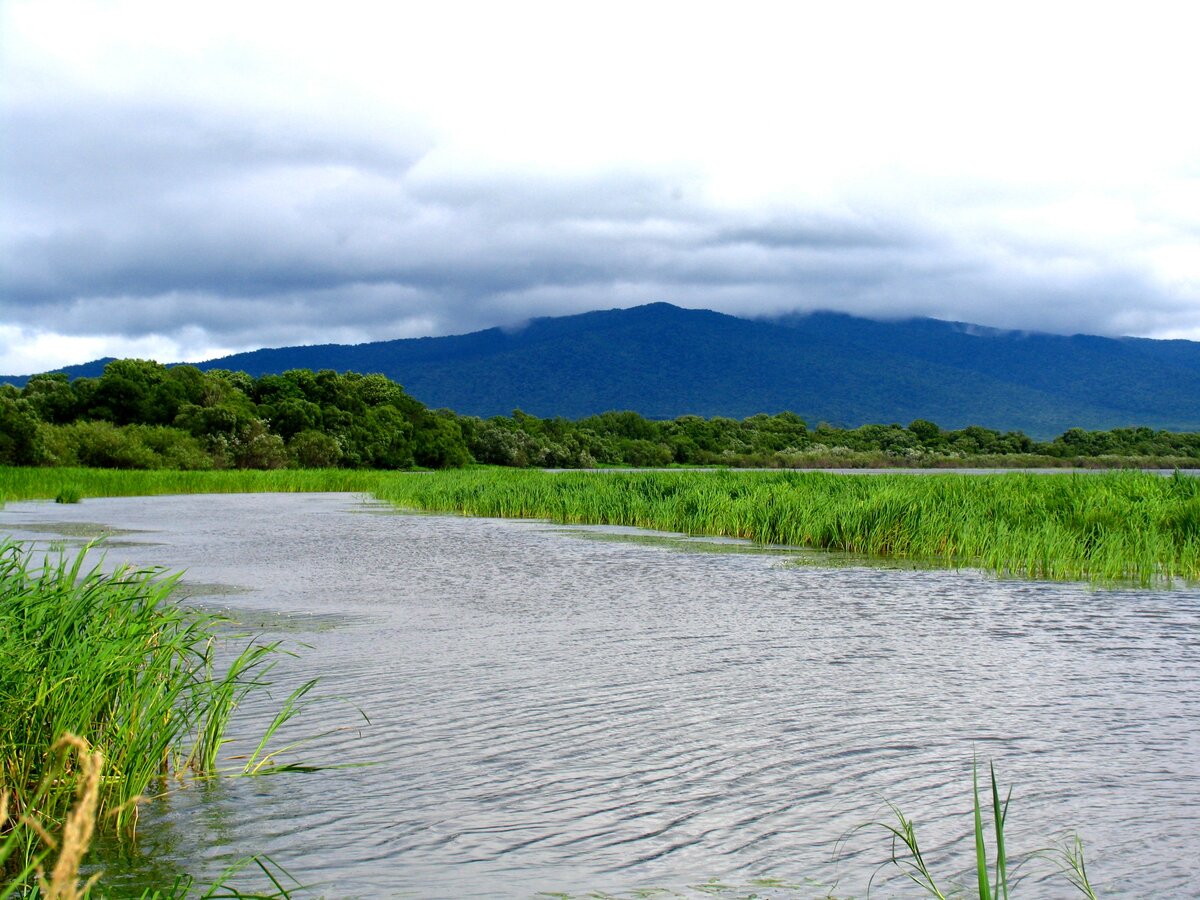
[2,360,1198,470]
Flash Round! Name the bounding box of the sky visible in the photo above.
[3,0,1200,374]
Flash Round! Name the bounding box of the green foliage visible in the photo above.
[40,422,212,470]
[462,416,599,468]
[0,467,387,502]
[344,406,414,469]
[0,398,45,466]
[54,485,82,503]
[20,373,78,425]
[6,358,1200,473]
[5,362,475,472]
[412,415,470,469]
[0,541,305,890]
[869,760,1097,899]
[263,397,322,440]
[223,420,289,470]
[288,429,342,468]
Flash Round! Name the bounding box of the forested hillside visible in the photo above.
[185,303,1200,435]
[6,304,1200,436]
[3,360,1198,470]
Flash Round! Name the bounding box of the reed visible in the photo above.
[0,540,299,893]
[4,465,1197,583]
[1,736,299,899]
[370,468,1200,584]
[870,760,1098,899]
[0,467,387,503]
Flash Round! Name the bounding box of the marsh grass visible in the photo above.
[54,487,82,504]
[371,468,1200,584]
[868,760,1098,899]
[0,467,387,504]
[1,735,300,899]
[0,540,305,894]
[4,466,1197,582]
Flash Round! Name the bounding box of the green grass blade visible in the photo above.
[973,758,992,900]
[991,762,1010,900]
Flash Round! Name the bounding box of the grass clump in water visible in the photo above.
[0,539,300,893]
[869,760,1097,899]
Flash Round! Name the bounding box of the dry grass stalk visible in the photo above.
[36,733,104,900]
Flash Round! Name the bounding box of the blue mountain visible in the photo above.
[7,303,1200,437]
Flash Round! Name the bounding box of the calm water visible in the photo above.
[3,493,1198,898]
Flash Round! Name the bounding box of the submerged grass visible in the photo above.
[3,466,1199,583]
[0,539,303,894]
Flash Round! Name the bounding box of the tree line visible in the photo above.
[2,360,1198,469]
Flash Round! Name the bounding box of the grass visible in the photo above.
[3,466,1199,583]
[0,539,305,895]
[370,468,1200,584]
[1,735,300,898]
[869,760,1098,899]
[0,467,387,503]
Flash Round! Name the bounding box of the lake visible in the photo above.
[2,492,1198,898]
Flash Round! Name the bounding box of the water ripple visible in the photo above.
[3,492,1198,898]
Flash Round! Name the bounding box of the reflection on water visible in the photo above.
[2,493,1198,898]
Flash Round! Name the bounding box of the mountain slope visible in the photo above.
[6,303,1200,436]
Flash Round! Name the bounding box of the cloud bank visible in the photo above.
[3,0,1199,373]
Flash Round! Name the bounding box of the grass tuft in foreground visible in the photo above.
[869,760,1098,899]
[0,539,301,894]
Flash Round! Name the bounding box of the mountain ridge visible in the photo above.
[6,303,1200,438]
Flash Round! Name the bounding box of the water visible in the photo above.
[3,493,1198,898]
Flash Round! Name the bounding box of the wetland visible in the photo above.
[2,488,1198,897]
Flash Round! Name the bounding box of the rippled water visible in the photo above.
[3,493,1198,898]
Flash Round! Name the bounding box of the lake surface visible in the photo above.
[3,493,1198,898]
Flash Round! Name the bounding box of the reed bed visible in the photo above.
[371,469,1200,584]
[0,467,387,504]
[3,466,1198,582]
[0,540,295,892]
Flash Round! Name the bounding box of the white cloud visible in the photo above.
[3,0,1200,371]
[0,324,232,375]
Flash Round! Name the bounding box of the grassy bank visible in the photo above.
[3,466,1199,583]
[0,466,387,503]
[0,540,299,894]
[371,469,1200,584]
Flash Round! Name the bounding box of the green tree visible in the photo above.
[908,419,942,445]
[412,415,470,468]
[289,430,343,468]
[0,397,46,464]
[92,359,170,424]
[21,373,78,424]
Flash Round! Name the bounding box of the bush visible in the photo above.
[289,429,343,468]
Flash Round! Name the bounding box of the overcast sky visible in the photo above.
[3,1,1199,374]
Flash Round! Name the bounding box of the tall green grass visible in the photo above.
[0,540,299,892]
[371,469,1200,584]
[0,467,386,503]
[4,466,1198,582]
